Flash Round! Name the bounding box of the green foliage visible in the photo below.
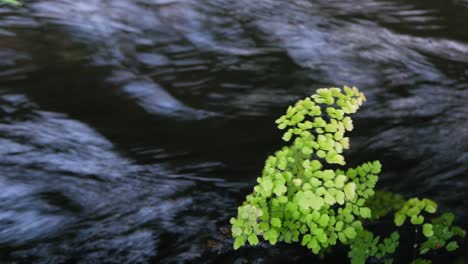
[394,198,438,226]
[0,0,21,5]
[365,191,405,220]
[366,193,465,260]
[230,87,375,255]
[231,86,465,263]
[419,213,466,255]
[348,230,399,264]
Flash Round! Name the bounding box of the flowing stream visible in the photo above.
[0,0,467,263]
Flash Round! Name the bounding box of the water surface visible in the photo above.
[0,0,467,263]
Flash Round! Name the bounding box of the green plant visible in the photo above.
[0,0,21,5]
[230,87,465,263]
[348,230,399,264]
[394,198,438,226]
[364,190,405,220]
[231,87,373,252]
[419,213,466,254]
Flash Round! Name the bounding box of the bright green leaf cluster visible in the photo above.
[348,230,399,264]
[419,213,466,255]
[394,198,438,226]
[230,86,466,263]
[275,86,365,165]
[230,87,379,255]
[365,192,465,261]
[0,0,21,5]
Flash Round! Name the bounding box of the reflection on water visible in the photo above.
[0,0,467,262]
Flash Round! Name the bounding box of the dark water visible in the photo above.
[0,0,467,263]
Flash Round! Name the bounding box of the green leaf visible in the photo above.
[234,236,245,249]
[314,117,326,127]
[407,207,421,217]
[248,234,259,245]
[302,234,312,246]
[344,182,356,201]
[423,199,437,214]
[394,213,406,227]
[308,237,320,252]
[334,130,344,141]
[310,177,322,187]
[316,231,328,243]
[310,160,322,171]
[322,170,335,180]
[325,124,337,133]
[310,211,320,222]
[324,192,335,205]
[278,157,287,170]
[316,187,326,196]
[271,218,282,228]
[422,224,433,238]
[338,232,347,243]
[264,229,279,244]
[371,160,382,174]
[335,191,345,205]
[356,198,365,206]
[335,110,344,120]
[259,221,270,231]
[292,114,305,123]
[420,248,430,255]
[317,150,326,158]
[260,179,274,193]
[232,226,243,236]
[324,180,335,188]
[359,207,372,219]
[296,191,324,211]
[334,175,347,188]
[310,196,325,210]
[278,196,288,203]
[343,117,353,131]
[410,215,424,225]
[282,131,293,141]
[344,226,357,239]
[302,146,313,155]
[293,178,302,187]
[335,221,344,232]
[446,241,458,252]
[318,214,330,227]
[273,184,287,196]
[277,122,287,130]
[452,226,466,238]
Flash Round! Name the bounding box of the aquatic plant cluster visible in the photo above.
[0,0,21,5]
[231,87,465,263]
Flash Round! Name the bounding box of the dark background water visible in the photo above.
[0,0,467,263]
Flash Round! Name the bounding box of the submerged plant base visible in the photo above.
[230,87,465,263]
